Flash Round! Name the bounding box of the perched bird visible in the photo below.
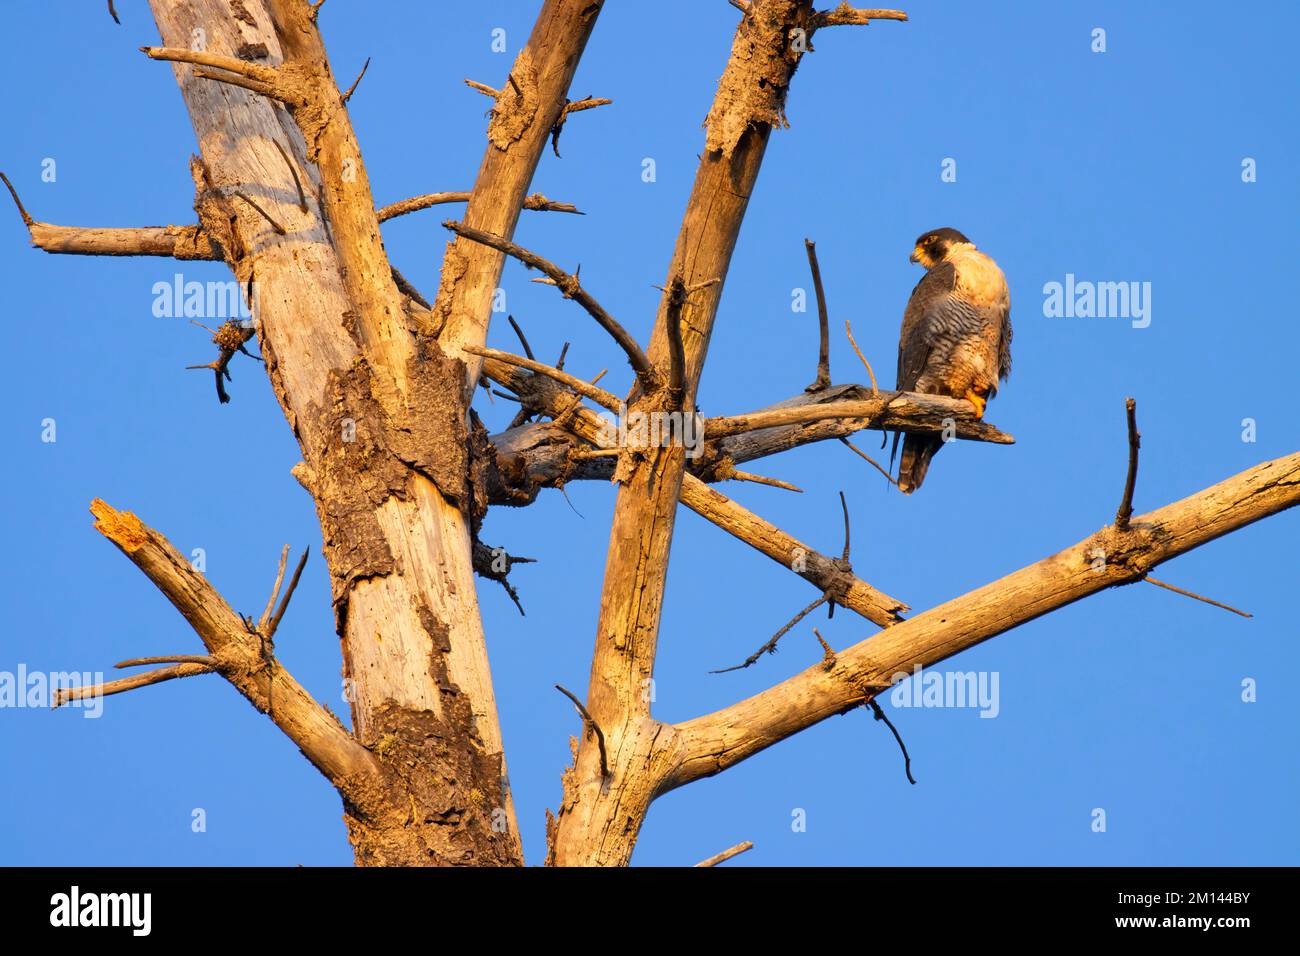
[892,228,1012,493]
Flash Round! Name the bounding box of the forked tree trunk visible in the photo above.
[146,0,600,865]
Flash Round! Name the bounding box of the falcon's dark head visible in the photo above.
[910,227,973,268]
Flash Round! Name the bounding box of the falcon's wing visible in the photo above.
[896,260,958,391]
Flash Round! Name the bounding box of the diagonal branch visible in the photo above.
[377,191,581,222]
[431,0,607,396]
[56,661,215,707]
[82,498,387,813]
[464,345,620,411]
[668,450,1300,789]
[444,220,657,389]
[478,357,909,628]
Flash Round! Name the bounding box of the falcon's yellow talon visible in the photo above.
[964,389,987,418]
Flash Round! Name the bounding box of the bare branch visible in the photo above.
[55,663,214,708]
[274,140,309,212]
[190,67,282,100]
[868,700,916,785]
[377,191,580,223]
[841,436,897,485]
[3,172,218,259]
[712,593,829,673]
[266,547,310,640]
[1,171,33,227]
[140,45,280,84]
[464,78,500,98]
[704,392,1012,442]
[506,314,536,360]
[479,358,910,628]
[665,275,688,406]
[669,451,1300,789]
[341,56,370,103]
[233,191,286,235]
[550,94,613,157]
[462,345,620,411]
[724,468,803,493]
[694,840,754,867]
[85,498,385,810]
[812,4,910,29]
[444,220,657,388]
[1144,575,1251,618]
[844,318,879,396]
[1116,397,1140,530]
[430,0,607,402]
[803,239,831,392]
[116,655,216,668]
[680,476,908,627]
[555,685,609,781]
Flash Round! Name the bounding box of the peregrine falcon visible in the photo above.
[892,228,1012,493]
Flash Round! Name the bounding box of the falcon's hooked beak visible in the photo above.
[909,248,921,264]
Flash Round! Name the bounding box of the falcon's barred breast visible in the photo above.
[893,228,1012,493]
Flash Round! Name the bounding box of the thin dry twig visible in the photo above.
[507,314,535,360]
[555,684,609,780]
[1143,575,1252,619]
[726,469,803,493]
[266,547,309,641]
[378,191,580,222]
[840,436,896,484]
[844,318,879,396]
[273,141,308,212]
[233,191,286,235]
[444,219,656,388]
[54,662,215,708]
[461,344,620,412]
[803,239,831,392]
[712,593,830,674]
[665,275,688,406]
[694,840,753,867]
[868,699,916,785]
[116,655,216,669]
[342,56,370,103]
[1116,397,1140,530]
[551,95,613,157]
[0,172,34,227]
[812,627,836,669]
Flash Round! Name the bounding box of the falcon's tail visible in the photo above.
[896,433,943,494]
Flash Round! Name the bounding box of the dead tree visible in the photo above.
[7,0,1298,866]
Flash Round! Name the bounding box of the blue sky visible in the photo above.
[1,0,1296,866]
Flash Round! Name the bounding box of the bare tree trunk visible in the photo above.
[550,0,821,867]
[140,0,601,865]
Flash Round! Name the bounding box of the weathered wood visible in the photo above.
[85,500,389,815]
[667,451,1300,787]
[432,0,607,394]
[483,359,908,627]
[145,0,523,866]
